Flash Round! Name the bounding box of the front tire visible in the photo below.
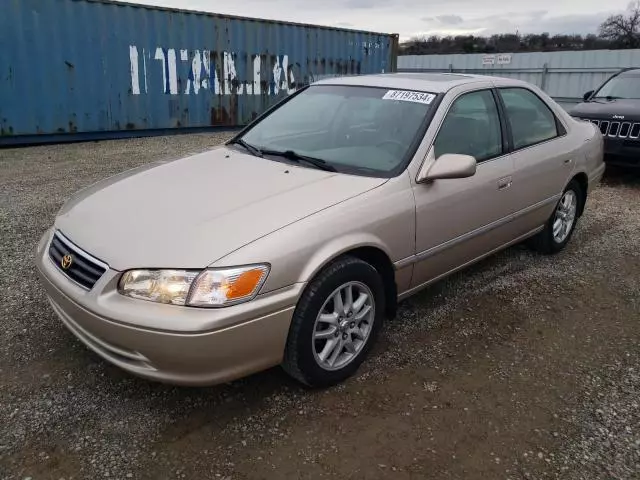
[282,256,385,388]
[530,179,583,254]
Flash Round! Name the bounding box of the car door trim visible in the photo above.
[394,193,561,269]
[492,88,513,153]
[397,225,544,301]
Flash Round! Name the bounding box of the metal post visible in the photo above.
[541,63,549,92]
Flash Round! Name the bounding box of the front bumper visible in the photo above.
[603,137,640,167]
[35,229,301,386]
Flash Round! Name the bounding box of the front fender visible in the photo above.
[298,232,395,284]
[211,173,416,296]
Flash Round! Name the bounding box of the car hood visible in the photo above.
[55,146,386,270]
[570,99,640,120]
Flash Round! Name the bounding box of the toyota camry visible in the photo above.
[36,73,605,388]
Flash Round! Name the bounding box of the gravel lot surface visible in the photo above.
[1,134,638,480]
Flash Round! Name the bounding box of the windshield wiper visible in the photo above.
[260,149,337,172]
[595,95,623,101]
[229,138,263,157]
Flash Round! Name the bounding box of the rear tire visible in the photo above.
[529,179,583,254]
[282,256,385,388]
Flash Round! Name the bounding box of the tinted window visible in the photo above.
[499,88,559,149]
[433,90,503,162]
[240,85,437,176]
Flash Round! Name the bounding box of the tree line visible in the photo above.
[401,2,640,55]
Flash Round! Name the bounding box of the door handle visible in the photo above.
[497,176,513,190]
[564,158,573,165]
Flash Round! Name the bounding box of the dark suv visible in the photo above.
[570,68,640,168]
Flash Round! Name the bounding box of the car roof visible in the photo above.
[312,72,522,93]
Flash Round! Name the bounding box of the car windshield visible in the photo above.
[594,75,640,99]
[237,85,437,176]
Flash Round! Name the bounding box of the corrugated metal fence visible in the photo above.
[399,49,640,110]
[0,0,399,145]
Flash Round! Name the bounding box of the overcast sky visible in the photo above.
[132,0,632,40]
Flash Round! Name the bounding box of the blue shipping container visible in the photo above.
[0,0,399,145]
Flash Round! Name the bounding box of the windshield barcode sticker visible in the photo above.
[382,90,435,104]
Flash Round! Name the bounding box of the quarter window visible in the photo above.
[499,88,559,149]
[433,90,503,162]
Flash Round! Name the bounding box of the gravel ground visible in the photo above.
[0,134,638,480]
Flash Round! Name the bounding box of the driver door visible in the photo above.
[410,88,518,289]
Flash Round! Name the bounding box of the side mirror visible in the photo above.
[418,153,477,182]
[583,90,594,102]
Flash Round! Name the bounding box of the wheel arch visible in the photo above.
[341,246,398,320]
[570,171,589,216]
[300,239,398,320]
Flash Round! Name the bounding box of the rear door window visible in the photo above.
[498,88,559,150]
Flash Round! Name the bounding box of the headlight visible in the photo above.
[118,264,270,307]
[188,265,270,307]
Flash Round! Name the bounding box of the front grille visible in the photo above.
[48,231,108,290]
[620,122,631,137]
[582,118,640,139]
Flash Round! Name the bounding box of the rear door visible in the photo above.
[495,86,575,234]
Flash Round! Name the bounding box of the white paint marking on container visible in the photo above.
[382,90,435,104]
[133,44,353,96]
[224,52,242,95]
[280,55,289,93]
[181,49,191,94]
[154,48,168,93]
[202,51,221,95]
[142,48,148,93]
[129,46,140,95]
[272,56,283,95]
[252,55,261,95]
[211,57,221,96]
[191,50,203,94]
[288,60,296,94]
[181,49,203,94]
[167,49,178,95]
[201,50,210,91]
[279,55,296,94]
